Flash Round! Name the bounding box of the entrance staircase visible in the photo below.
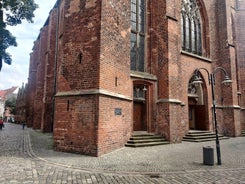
[242,130,245,136]
[125,132,169,147]
[183,130,229,142]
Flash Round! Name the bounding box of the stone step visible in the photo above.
[127,138,167,144]
[241,130,245,136]
[185,131,213,136]
[183,130,229,142]
[188,130,213,134]
[130,135,164,140]
[183,136,228,142]
[125,132,169,148]
[125,141,169,148]
[184,134,223,139]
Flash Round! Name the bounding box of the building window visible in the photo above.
[133,85,146,100]
[130,0,145,72]
[181,0,202,56]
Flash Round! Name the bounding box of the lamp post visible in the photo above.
[192,67,232,165]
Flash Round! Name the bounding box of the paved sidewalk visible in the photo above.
[0,122,245,183]
[28,124,245,183]
[29,128,245,174]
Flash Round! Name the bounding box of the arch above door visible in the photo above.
[188,75,208,130]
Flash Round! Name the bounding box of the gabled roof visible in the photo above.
[0,87,19,99]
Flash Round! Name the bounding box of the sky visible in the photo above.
[0,0,57,90]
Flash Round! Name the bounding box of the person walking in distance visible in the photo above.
[22,119,26,130]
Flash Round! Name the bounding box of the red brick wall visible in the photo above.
[95,1,133,155]
[97,97,132,156]
[41,9,58,132]
[33,25,49,130]
[153,0,242,141]
[235,0,245,131]
[215,0,240,136]
[27,5,58,133]
[153,0,171,139]
[26,51,37,127]
[56,0,101,92]
[25,0,245,156]
[31,38,41,129]
[167,1,187,142]
[54,95,98,156]
[53,0,133,156]
[53,0,102,155]
[100,0,131,95]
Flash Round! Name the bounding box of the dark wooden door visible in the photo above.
[189,106,196,129]
[195,105,206,130]
[133,101,146,131]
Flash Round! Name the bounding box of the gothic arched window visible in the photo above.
[181,0,202,56]
[130,0,145,72]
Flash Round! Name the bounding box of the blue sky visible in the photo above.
[0,0,57,90]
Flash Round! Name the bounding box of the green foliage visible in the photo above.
[2,0,38,26]
[5,97,17,114]
[0,27,17,65]
[0,0,38,71]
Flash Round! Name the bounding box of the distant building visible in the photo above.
[0,87,18,121]
[23,0,245,156]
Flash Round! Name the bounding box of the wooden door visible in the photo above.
[195,105,206,130]
[189,106,196,129]
[133,101,146,131]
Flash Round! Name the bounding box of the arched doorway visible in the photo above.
[188,75,208,130]
[133,84,148,131]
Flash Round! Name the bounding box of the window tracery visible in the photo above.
[130,0,145,72]
[181,0,202,56]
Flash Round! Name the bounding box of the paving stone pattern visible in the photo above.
[0,123,245,183]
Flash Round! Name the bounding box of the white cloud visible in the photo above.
[0,0,56,90]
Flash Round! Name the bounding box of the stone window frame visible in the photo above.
[181,0,202,56]
[130,0,146,72]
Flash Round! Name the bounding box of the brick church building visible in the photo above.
[21,0,245,156]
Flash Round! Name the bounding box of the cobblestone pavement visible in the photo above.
[0,123,245,183]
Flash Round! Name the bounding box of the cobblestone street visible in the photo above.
[0,123,244,183]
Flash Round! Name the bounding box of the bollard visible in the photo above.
[203,146,214,166]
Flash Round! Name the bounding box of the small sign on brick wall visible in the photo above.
[114,108,122,115]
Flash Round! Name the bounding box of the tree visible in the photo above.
[0,0,38,71]
[5,96,16,114]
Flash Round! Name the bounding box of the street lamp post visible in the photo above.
[192,67,232,165]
